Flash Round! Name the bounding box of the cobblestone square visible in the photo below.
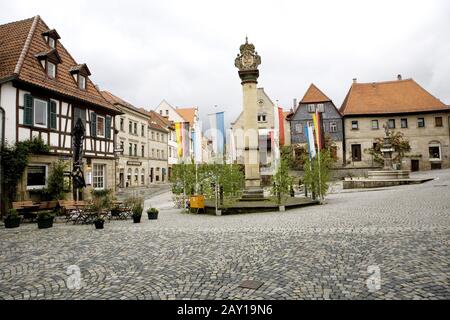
[0,170,449,300]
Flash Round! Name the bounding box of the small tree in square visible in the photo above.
[303,149,333,201]
[271,157,294,205]
[199,163,244,207]
[170,160,197,208]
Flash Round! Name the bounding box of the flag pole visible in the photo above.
[316,110,322,200]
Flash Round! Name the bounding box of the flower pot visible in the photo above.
[37,216,54,229]
[94,220,104,229]
[147,212,158,220]
[133,215,142,223]
[5,217,21,228]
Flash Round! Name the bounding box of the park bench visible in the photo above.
[12,201,34,209]
[12,201,38,221]
[37,201,58,211]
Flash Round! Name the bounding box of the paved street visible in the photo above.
[0,170,449,300]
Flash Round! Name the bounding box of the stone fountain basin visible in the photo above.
[368,170,410,180]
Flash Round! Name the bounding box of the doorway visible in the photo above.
[119,170,124,188]
[351,144,362,162]
[411,160,419,172]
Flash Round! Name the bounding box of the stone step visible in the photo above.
[242,196,264,200]
[243,190,264,195]
[242,189,264,195]
[238,198,267,202]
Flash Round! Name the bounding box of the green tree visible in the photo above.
[201,163,244,207]
[170,160,198,209]
[0,138,49,211]
[38,160,70,200]
[303,149,333,201]
[170,162,245,209]
[272,157,294,205]
[366,131,411,167]
[170,160,197,195]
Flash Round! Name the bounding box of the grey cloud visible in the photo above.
[1,0,449,129]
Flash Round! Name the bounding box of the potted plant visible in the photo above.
[88,201,104,230]
[124,196,143,223]
[132,202,143,223]
[132,210,142,223]
[90,189,113,229]
[37,210,55,229]
[147,208,159,220]
[93,216,105,229]
[4,209,21,228]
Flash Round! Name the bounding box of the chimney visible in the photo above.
[293,98,297,108]
[352,78,357,84]
[397,74,402,80]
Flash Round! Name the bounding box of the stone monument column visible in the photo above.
[235,37,261,188]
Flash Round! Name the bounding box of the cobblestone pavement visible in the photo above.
[1,170,449,300]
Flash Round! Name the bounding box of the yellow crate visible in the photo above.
[190,195,205,209]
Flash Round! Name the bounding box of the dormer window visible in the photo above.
[69,64,91,91]
[47,61,56,78]
[42,29,60,49]
[48,37,56,48]
[78,75,86,90]
[35,49,61,79]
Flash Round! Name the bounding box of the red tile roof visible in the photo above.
[0,16,120,114]
[147,110,171,132]
[340,78,449,115]
[300,83,332,104]
[101,90,136,111]
[283,111,293,120]
[101,91,168,132]
[175,107,197,127]
[146,109,173,129]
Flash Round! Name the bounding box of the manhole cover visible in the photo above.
[239,280,264,290]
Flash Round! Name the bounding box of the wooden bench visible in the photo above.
[12,201,38,221]
[37,201,59,211]
[12,201,34,209]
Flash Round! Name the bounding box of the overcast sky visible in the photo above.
[2,0,450,128]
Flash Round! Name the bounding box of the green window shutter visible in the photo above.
[90,112,97,137]
[49,100,57,129]
[23,94,33,126]
[105,115,112,139]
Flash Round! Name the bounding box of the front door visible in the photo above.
[351,144,362,162]
[411,159,419,172]
[150,168,154,183]
[119,172,124,188]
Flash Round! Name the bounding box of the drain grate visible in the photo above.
[239,280,264,290]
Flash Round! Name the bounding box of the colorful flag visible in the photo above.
[278,107,285,146]
[305,123,316,159]
[193,120,203,164]
[175,122,182,157]
[312,111,322,150]
[272,103,281,167]
[228,129,236,163]
[209,111,225,157]
[182,122,190,158]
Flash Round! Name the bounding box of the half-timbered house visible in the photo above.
[0,16,122,202]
